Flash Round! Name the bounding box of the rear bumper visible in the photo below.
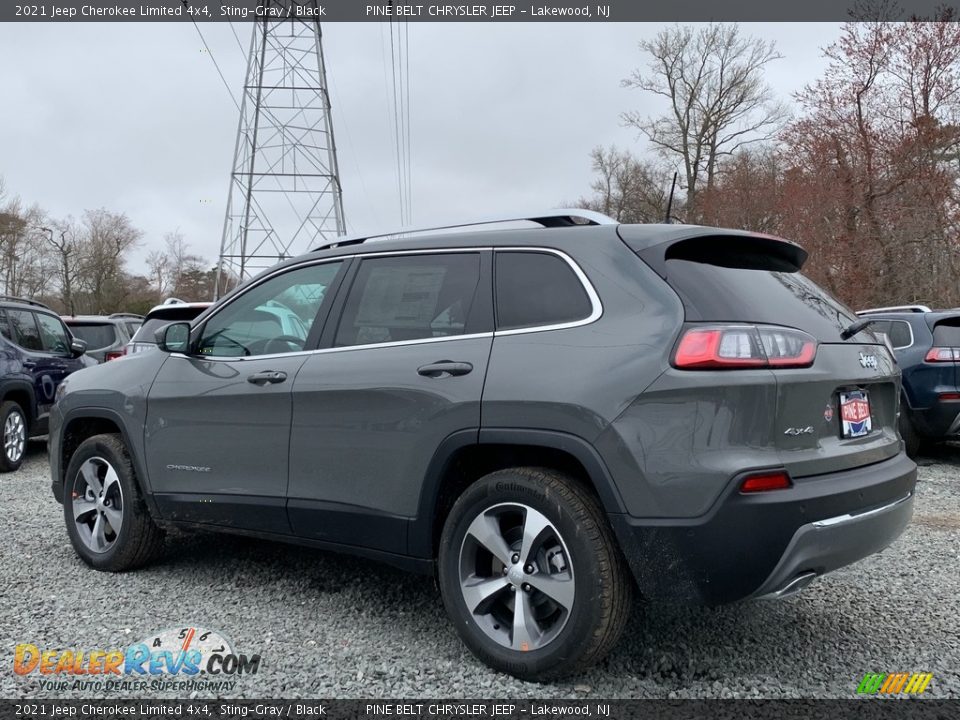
[608,451,917,605]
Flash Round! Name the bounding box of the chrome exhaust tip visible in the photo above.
[758,571,818,600]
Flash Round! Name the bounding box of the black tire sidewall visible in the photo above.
[438,469,611,680]
[0,402,26,472]
[63,436,137,570]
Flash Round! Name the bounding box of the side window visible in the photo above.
[0,310,11,343]
[495,251,593,331]
[888,321,913,349]
[7,309,43,351]
[198,261,342,358]
[335,253,481,348]
[35,313,72,354]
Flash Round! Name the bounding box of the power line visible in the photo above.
[185,10,240,112]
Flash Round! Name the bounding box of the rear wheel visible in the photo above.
[0,401,28,473]
[438,467,631,681]
[63,434,165,571]
[898,409,923,458]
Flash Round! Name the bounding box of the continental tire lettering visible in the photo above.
[495,482,541,496]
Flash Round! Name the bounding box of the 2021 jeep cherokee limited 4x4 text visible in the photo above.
[50,211,916,680]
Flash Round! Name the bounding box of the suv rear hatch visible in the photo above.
[621,227,901,478]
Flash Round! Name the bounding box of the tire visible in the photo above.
[0,400,28,473]
[898,409,922,459]
[62,433,165,571]
[438,467,632,681]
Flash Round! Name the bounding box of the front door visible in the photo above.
[145,260,346,533]
[287,250,493,553]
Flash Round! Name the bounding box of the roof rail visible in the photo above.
[312,208,618,252]
[0,295,52,310]
[109,312,144,319]
[857,304,932,315]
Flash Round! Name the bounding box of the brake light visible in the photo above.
[740,471,792,493]
[673,325,818,370]
[104,349,126,361]
[925,347,960,362]
[939,393,960,401]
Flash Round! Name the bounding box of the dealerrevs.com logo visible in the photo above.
[857,672,934,695]
[14,627,261,693]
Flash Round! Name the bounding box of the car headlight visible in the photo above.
[55,380,69,405]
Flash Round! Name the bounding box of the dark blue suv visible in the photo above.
[0,296,92,472]
[857,304,960,456]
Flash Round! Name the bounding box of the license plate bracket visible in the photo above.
[839,390,872,438]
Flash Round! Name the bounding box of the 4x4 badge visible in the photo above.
[859,352,878,369]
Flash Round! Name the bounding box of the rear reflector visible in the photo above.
[939,392,960,401]
[925,347,960,362]
[740,471,792,493]
[674,325,817,370]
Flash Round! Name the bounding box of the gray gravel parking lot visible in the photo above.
[2,442,958,699]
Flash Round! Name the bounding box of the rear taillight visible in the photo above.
[104,350,126,361]
[740,470,792,493]
[673,325,818,370]
[925,347,960,362]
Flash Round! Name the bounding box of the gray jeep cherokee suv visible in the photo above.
[50,211,916,680]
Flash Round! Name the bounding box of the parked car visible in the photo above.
[49,211,916,680]
[856,304,960,456]
[126,302,212,354]
[63,316,134,363]
[0,296,91,472]
[109,312,143,339]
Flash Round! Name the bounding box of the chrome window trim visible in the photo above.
[889,320,914,350]
[187,246,602,362]
[492,247,603,336]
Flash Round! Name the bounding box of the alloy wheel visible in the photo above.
[3,410,25,464]
[71,457,124,553]
[458,503,575,652]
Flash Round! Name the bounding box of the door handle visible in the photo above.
[417,361,473,378]
[22,360,36,369]
[247,370,288,385]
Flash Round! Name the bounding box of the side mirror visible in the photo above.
[69,338,87,358]
[157,322,191,354]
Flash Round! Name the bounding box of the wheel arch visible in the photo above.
[58,408,159,516]
[0,379,37,429]
[410,428,627,559]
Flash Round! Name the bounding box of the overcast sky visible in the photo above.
[0,22,841,273]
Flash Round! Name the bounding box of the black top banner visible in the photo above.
[4,0,960,22]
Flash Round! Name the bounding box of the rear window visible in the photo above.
[67,323,117,350]
[132,308,206,343]
[933,319,960,346]
[659,239,859,341]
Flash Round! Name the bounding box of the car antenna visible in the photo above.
[664,171,678,224]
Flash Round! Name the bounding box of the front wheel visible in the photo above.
[63,434,165,571]
[0,401,28,473]
[438,467,632,681]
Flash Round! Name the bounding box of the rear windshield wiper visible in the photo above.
[840,317,878,341]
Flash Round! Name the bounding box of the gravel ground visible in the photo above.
[2,441,958,700]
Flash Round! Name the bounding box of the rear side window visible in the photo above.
[335,253,481,347]
[7,309,42,351]
[887,320,913,349]
[495,251,592,331]
[68,323,118,350]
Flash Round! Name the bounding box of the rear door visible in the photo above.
[287,250,493,553]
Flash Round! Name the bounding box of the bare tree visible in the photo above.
[622,23,787,215]
[577,146,676,223]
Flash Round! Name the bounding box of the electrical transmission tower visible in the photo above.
[217,2,345,292]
